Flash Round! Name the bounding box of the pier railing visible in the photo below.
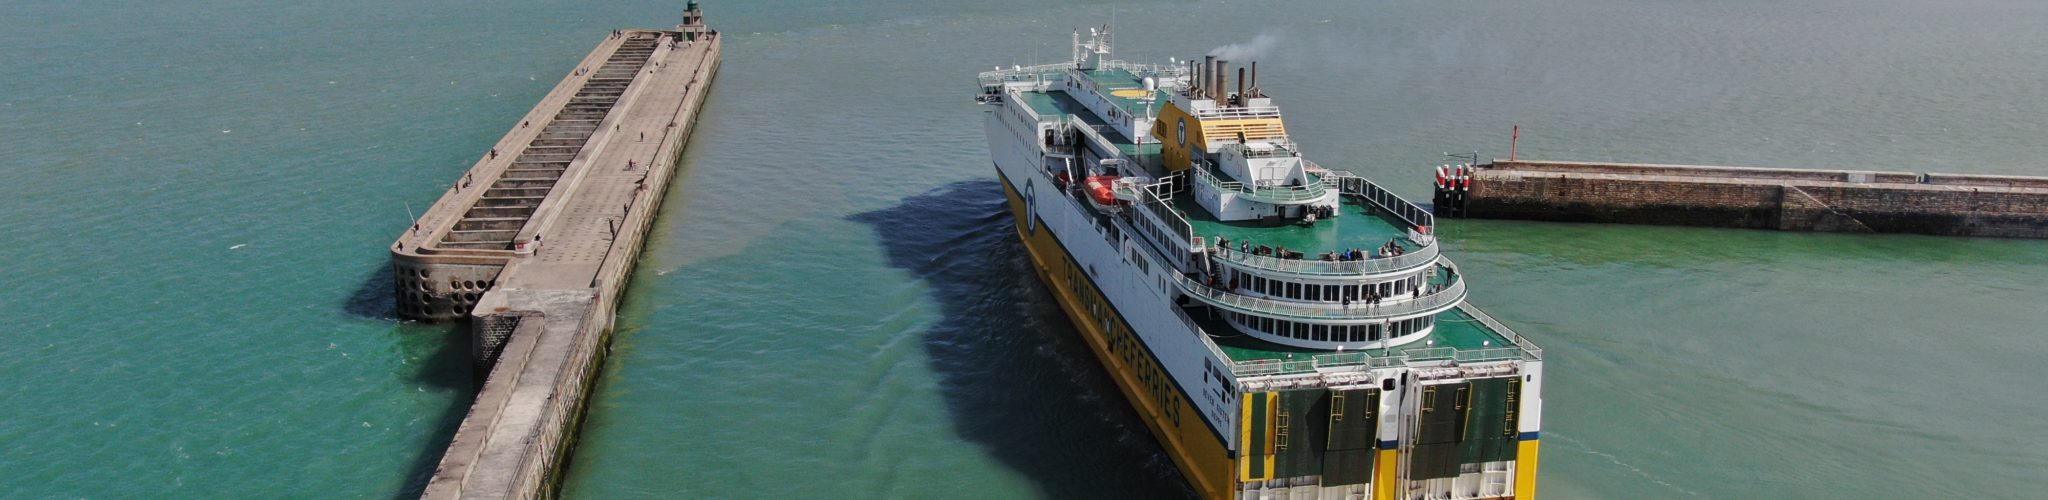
[1171,267,1465,322]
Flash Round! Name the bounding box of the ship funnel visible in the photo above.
[1250,61,1258,97]
[1202,55,1217,101]
[1236,67,1246,106]
[1214,60,1228,102]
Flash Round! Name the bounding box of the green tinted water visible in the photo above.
[4,0,2044,497]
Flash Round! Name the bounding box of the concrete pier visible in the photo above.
[390,5,720,498]
[1433,160,2048,238]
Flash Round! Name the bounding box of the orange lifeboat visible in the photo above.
[1085,176,1123,208]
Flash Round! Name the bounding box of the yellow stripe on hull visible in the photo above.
[1373,448,1399,500]
[1000,174,1238,499]
[1515,440,1540,499]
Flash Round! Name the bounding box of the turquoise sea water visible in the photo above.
[4,0,2045,497]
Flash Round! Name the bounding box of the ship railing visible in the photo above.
[1458,304,1544,361]
[1171,267,1466,321]
[1210,239,1440,276]
[1064,116,1124,160]
[1172,305,1248,377]
[1194,106,1282,120]
[1313,165,1435,230]
[1215,140,1303,159]
[977,63,1076,86]
[1134,183,1197,262]
[1191,162,1327,204]
[1224,339,1527,379]
[1228,351,1403,378]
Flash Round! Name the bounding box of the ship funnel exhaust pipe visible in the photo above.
[1250,61,1258,97]
[1204,59,1220,101]
[1202,55,1217,101]
[1237,67,1246,106]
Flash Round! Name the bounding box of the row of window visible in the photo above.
[1230,312,1434,344]
[1225,268,1426,303]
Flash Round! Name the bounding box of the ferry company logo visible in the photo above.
[1024,178,1038,233]
[1176,118,1188,146]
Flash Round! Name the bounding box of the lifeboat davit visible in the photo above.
[1084,176,1125,209]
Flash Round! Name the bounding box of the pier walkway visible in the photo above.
[389,7,721,498]
[1434,159,2048,238]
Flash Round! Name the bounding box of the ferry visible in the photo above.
[975,27,1546,499]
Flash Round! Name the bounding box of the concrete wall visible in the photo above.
[1452,160,2048,238]
[391,259,505,321]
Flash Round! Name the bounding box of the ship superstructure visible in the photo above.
[977,27,1545,499]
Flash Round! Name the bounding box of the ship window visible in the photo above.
[1253,276,1266,294]
[1287,282,1302,299]
[1260,317,1274,333]
[1369,324,1382,341]
[1395,280,1405,294]
[1293,321,1308,339]
[1312,324,1328,341]
[1324,285,1339,302]
[1306,284,1321,301]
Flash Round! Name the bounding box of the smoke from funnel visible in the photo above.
[1208,33,1279,61]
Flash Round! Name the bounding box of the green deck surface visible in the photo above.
[1018,90,1159,158]
[1079,68,1165,114]
[1179,195,1415,257]
[1196,307,1511,364]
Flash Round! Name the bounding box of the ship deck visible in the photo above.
[1190,306,1517,364]
[1176,194,1418,257]
[1078,68,1164,113]
[1016,89,1163,158]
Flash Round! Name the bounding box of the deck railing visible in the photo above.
[1064,115,1123,159]
[1173,306,1249,376]
[1317,168,1434,229]
[1458,304,1544,361]
[1222,304,1542,377]
[1193,106,1282,120]
[1134,183,1197,262]
[1191,163,1327,204]
[1210,239,1440,276]
[1171,267,1466,322]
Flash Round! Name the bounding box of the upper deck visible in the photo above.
[1189,305,1542,378]
[1177,193,1417,259]
[1013,89,1163,158]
